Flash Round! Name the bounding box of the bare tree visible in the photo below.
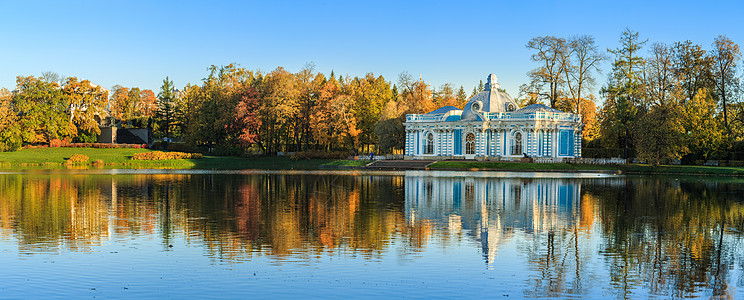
[564,35,605,114]
[673,40,714,104]
[522,36,568,108]
[41,71,66,85]
[645,43,679,107]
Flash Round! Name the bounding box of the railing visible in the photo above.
[406,114,444,122]
[407,112,581,122]
[482,112,581,122]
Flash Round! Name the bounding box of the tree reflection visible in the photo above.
[590,177,744,298]
[0,173,424,260]
[2,173,744,297]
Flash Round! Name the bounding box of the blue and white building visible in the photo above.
[404,74,583,160]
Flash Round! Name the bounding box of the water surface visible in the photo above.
[1,170,743,298]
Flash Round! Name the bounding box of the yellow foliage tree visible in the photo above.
[62,77,109,136]
[683,88,724,160]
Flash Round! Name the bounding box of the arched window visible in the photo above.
[424,132,434,154]
[507,103,515,112]
[465,133,476,155]
[511,132,523,155]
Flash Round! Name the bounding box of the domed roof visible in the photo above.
[426,106,460,115]
[460,74,519,121]
[514,104,565,114]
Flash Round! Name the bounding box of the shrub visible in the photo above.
[131,151,203,161]
[166,143,199,153]
[67,154,89,163]
[92,159,104,165]
[213,145,244,156]
[290,151,350,160]
[581,148,636,158]
[151,141,169,150]
[123,116,150,129]
[73,130,98,143]
[49,138,70,147]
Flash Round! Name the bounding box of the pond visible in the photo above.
[1,170,744,298]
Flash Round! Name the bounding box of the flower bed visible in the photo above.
[131,151,203,161]
[23,143,147,149]
[67,154,89,163]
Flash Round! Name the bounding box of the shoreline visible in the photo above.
[2,148,744,177]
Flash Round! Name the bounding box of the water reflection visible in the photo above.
[405,175,583,266]
[0,173,421,258]
[1,172,744,298]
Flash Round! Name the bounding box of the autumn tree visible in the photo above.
[188,64,255,147]
[683,89,724,161]
[110,85,130,120]
[61,77,109,142]
[673,40,714,104]
[0,88,21,151]
[347,73,392,151]
[710,35,741,132]
[258,67,299,153]
[374,99,405,153]
[328,94,360,150]
[138,89,157,117]
[579,96,599,143]
[295,63,321,151]
[232,84,262,148]
[434,83,457,107]
[13,76,75,143]
[397,72,434,114]
[180,84,203,145]
[633,102,687,165]
[633,43,688,164]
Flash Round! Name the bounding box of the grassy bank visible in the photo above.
[0,148,333,170]
[4,148,744,176]
[321,160,370,167]
[428,161,744,176]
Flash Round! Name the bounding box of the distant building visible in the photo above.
[403,74,583,160]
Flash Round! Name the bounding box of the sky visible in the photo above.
[1,0,742,99]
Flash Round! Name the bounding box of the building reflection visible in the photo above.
[405,174,583,265]
[3,172,744,297]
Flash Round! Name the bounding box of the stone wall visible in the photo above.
[97,127,117,143]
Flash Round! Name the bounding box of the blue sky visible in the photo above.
[1,0,742,99]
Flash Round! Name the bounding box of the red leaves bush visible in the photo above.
[131,151,203,161]
[61,143,148,149]
[25,142,146,149]
[50,138,70,147]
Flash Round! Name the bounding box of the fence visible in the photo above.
[532,157,627,164]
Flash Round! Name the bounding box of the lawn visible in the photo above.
[0,147,151,165]
[320,160,370,167]
[5,148,744,176]
[0,148,334,170]
[428,161,744,176]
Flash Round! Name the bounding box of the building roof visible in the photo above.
[460,74,520,121]
[426,106,461,115]
[515,104,565,114]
